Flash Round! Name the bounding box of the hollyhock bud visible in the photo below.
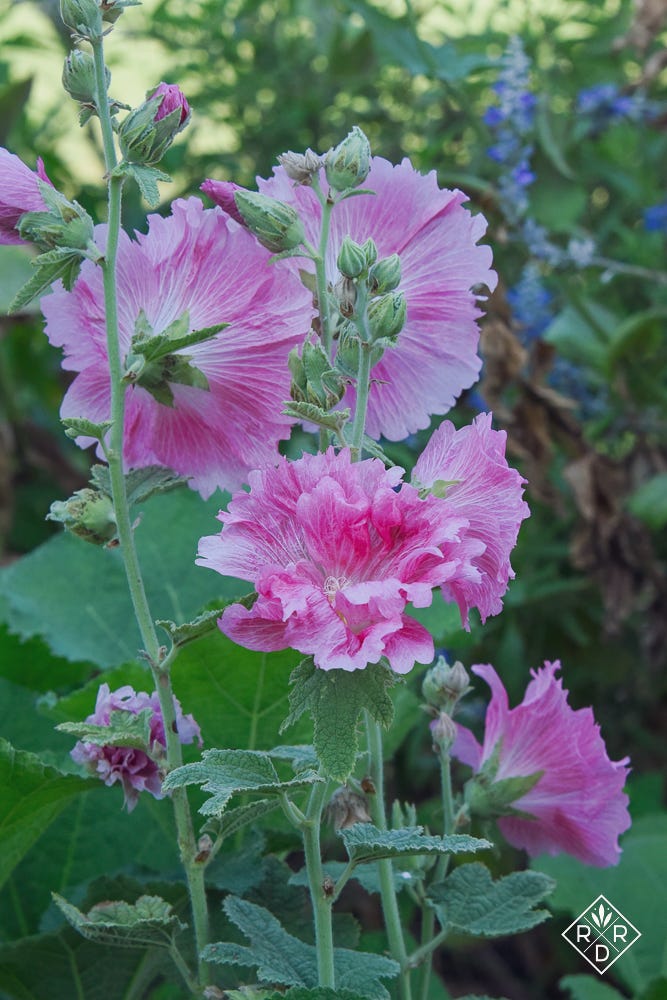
[361,237,378,267]
[60,0,103,38]
[423,656,471,710]
[429,711,458,751]
[233,189,305,253]
[367,290,407,344]
[452,661,631,866]
[119,83,190,166]
[369,253,401,294]
[337,236,367,279]
[47,488,117,545]
[288,335,345,409]
[70,683,201,812]
[0,149,52,245]
[62,50,102,105]
[325,126,371,192]
[200,179,246,225]
[277,148,324,184]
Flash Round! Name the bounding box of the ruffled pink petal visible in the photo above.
[0,147,50,244]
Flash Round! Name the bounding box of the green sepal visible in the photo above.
[280,658,396,782]
[52,891,187,948]
[464,740,544,819]
[427,863,555,937]
[161,748,323,816]
[289,335,346,409]
[339,823,492,864]
[283,400,350,433]
[56,708,153,751]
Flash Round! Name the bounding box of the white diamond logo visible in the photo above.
[562,894,641,974]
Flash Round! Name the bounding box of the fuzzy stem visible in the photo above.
[365,713,413,1000]
[416,745,455,1000]
[91,37,209,992]
[302,779,336,988]
[310,178,335,358]
[349,342,372,461]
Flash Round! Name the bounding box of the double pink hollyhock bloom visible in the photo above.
[198,420,528,672]
[70,683,201,812]
[42,197,314,498]
[452,661,631,866]
[204,155,497,441]
[0,147,51,245]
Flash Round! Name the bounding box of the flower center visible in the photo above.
[323,574,351,599]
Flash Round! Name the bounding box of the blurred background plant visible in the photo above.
[0,1,666,998]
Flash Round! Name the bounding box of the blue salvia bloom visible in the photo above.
[577,83,653,124]
[507,263,554,343]
[644,202,667,232]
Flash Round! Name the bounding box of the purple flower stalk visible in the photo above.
[70,683,201,812]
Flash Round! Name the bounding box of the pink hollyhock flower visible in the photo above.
[42,197,313,497]
[452,661,631,866]
[70,683,201,812]
[150,82,190,125]
[206,156,496,440]
[412,412,529,625]
[0,148,52,245]
[197,447,483,673]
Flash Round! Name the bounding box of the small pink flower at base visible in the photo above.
[201,179,246,227]
[412,413,529,625]
[197,448,480,674]
[150,82,190,125]
[42,197,314,497]
[250,156,497,440]
[70,683,201,812]
[452,661,631,866]
[0,148,52,245]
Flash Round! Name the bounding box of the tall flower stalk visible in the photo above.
[89,33,210,991]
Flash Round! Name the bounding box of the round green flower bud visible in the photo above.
[367,291,407,344]
[369,253,401,294]
[60,0,104,38]
[325,126,371,192]
[47,488,117,545]
[337,236,367,279]
[62,50,103,104]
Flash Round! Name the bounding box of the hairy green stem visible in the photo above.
[365,713,413,1000]
[303,779,336,988]
[349,343,372,461]
[91,37,209,992]
[310,179,335,358]
[416,745,455,1000]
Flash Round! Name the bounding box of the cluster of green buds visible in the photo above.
[422,656,472,753]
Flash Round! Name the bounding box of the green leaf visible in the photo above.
[53,892,186,948]
[626,473,667,531]
[264,990,371,1000]
[268,745,319,774]
[205,896,399,998]
[560,975,627,1000]
[340,824,491,864]
[162,749,322,816]
[0,739,91,891]
[9,247,83,312]
[122,163,171,207]
[0,488,249,668]
[289,860,414,896]
[62,417,113,441]
[428,863,555,937]
[281,659,395,782]
[89,463,188,505]
[533,814,667,993]
[55,708,152,750]
[202,798,280,850]
[535,94,574,179]
[543,300,618,373]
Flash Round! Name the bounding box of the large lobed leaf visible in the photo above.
[162,748,322,816]
[339,823,491,864]
[428,863,555,938]
[204,896,399,1000]
[0,739,91,892]
[53,891,186,949]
